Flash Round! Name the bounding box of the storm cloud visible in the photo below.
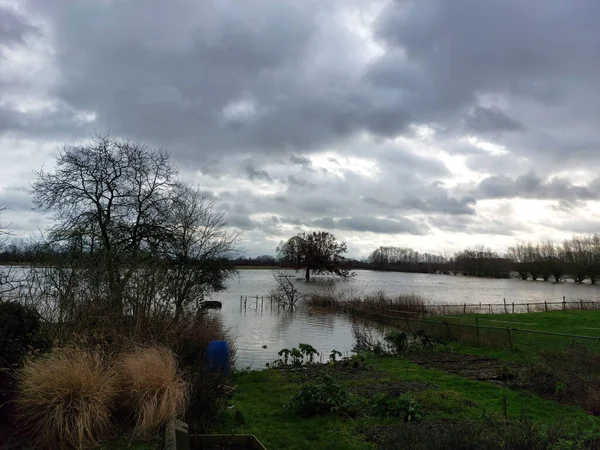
[2,0,600,256]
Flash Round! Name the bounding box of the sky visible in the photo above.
[1,0,600,258]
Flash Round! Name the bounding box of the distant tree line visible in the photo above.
[368,244,511,278]
[367,235,600,282]
[507,236,600,284]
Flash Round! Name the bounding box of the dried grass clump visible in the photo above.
[120,346,188,437]
[16,348,119,449]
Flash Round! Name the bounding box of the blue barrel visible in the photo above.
[206,340,230,373]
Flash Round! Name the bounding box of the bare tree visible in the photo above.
[0,204,24,300]
[31,135,238,330]
[161,185,238,318]
[270,269,304,308]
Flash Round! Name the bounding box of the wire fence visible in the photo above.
[422,297,600,315]
[346,308,600,353]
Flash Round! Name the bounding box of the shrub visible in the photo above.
[16,348,118,449]
[285,376,365,417]
[120,346,189,437]
[370,393,423,421]
[0,301,50,423]
[166,315,235,432]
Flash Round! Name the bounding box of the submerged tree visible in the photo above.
[277,231,352,281]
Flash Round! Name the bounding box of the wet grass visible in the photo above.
[218,354,598,450]
[427,310,600,362]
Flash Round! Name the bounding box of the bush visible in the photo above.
[370,393,423,421]
[16,348,119,449]
[120,346,188,437]
[285,376,365,417]
[0,301,50,424]
[167,315,235,432]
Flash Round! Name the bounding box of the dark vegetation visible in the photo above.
[277,231,353,281]
[0,137,238,449]
[369,238,600,282]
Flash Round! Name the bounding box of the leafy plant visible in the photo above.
[329,349,342,363]
[384,330,408,352]
[285,376,365,417]
[370,393,423,422]
[554,381,567,396]
[277,348,291,366]
[298,343,319,363]
[290,348,303,366]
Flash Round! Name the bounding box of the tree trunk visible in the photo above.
[305,266,310,281]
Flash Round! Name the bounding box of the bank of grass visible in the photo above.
[218,354,598,450]
[426,310,600,363]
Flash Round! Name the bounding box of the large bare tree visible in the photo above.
[31,135,237,324]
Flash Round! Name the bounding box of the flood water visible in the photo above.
[210,269,600,369]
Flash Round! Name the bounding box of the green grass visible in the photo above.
[218,354,597,450]
[435,310,600,336]
[425,310,600,362]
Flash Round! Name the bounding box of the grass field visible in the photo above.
[422,310,600,363]
[218,353,599,449]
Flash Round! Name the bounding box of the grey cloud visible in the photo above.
[0,6,37,46]
[362,193,476,215]
[464,107,524,133]
[476,172,595,201]
[289,154,312,168]
[312,216,426,235]
[285,175,315,189]
[242,159,271,182]
[228,214,257,231]
[429,215,529,237]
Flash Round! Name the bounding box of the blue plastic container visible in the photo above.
[206,340,230,374]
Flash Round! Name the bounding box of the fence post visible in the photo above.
[445,322,451,339]
[563,296,566,310]
[506,328,513,350]
[512,302,515,314]
[421,304,425,319]
[527,303,530,313]
[476,316,480,345]
[504,298,507,314]
[489,304,492,314]
[463,303,467,314]
[545,301,548,312]
[442,305,446,315]
[581,299,584,310]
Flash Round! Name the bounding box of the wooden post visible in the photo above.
[442,304,446,315]
[527,303,530,313]
[503,396,508,424]
[506,328,513,350]
[463,303,467,314]
[476,316,480,345]
[581,299,584,310]
[512,302,515,314]
[504,298,507,314]
[563,296,566,310]
[489,304,492,314]
[545,301,548,312]
[445,322,451,339]
[421,304,425,319]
